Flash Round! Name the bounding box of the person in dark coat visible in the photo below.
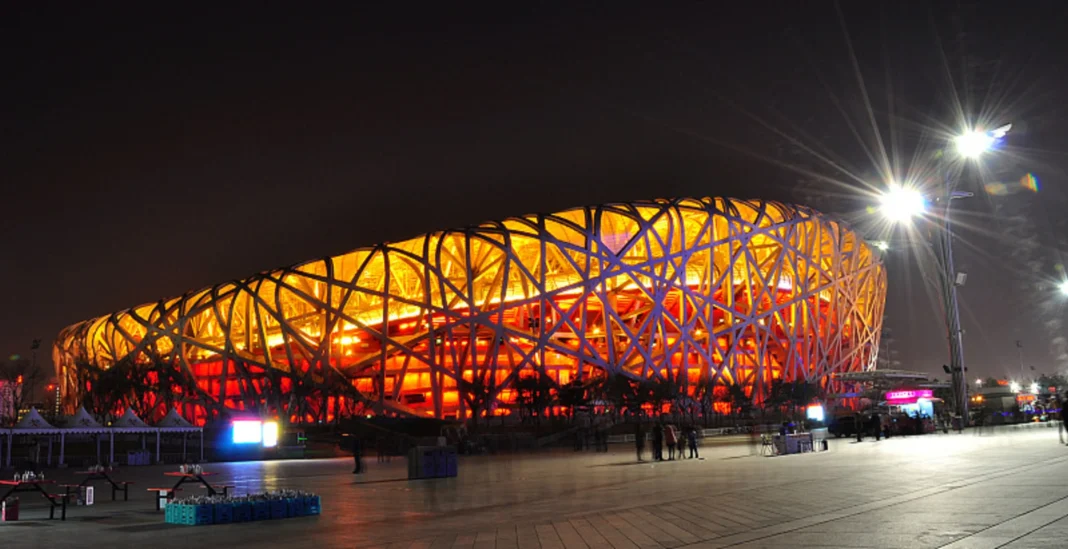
[854,412,864,442]
[687,426,699,459]
[652,422,664,461]
[635,422,645,462]
[351,437,363,474]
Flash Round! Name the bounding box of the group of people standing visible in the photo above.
[635,421,699,461]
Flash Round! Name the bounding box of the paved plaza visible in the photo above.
[3,425,1068,548]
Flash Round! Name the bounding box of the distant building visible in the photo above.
[0,380,19,423]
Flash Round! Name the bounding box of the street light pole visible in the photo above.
[934,178,968,423]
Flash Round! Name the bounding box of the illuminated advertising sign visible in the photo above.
[232,419,280,448]
[885,389,933,403]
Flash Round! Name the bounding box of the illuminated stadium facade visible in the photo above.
[54,198,886,424]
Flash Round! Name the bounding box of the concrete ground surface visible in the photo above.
[2,425,1068,548]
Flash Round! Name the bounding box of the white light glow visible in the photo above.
[1010,381,1021,393]
[1030,382,1040,394]
[1059,280,1068,296]
[232,420,263,444]
[955,131,996,158]
[262,421,279,448]
[879,185,926,223]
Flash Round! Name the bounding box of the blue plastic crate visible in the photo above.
[165,503,213,526]
[304,495,321,515]
[191,504,213,525]
[164,503,178,523]
[232,502,252,522]
[269,500,287,519]
[252,500,270,521]
[214,503,233,524]
[286,498,305,517]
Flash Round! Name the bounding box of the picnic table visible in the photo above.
[163,471,222,495]
[0,479,70,520]
[149,471,232,510]
[70,470,133,501]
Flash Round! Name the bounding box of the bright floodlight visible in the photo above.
[1030,382,1040,394]
[879,185,926,223]
[955,124,1010,159]
[873,240,890,252]
[1010,381,1021,393]
[1059,279,1068,296]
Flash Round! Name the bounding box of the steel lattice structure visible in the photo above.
[54,197,886,423]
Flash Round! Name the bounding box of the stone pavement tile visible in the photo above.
[536,524,565,549]
[643,506,722,540]
[614,509,683,548]
[432,534,459,549]
[455,534,478,549]
[1000,516,1068,548]
[552,520,591,549]
[411,537,436,549]
[658,501,735,533]
[602,511,664,549]
[569,518,614,549]
[628,508,702,544]
[586,514,641,549]
[738,531,963,548]
[687,500,766,529]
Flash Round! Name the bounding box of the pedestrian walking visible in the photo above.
[652,422,664,461]
[854,412,864,442]
[351,436,363,474]
[687,426,699,459]
[635,422,645,462]
[665,423,678,460]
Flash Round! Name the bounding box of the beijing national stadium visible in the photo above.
[53,197,886,424]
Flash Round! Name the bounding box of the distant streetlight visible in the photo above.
[1030,382,1040,394]
[1010,381,1021,393]
[954,124,1012,159]
[878,185,927,223]
[975,378,982,387]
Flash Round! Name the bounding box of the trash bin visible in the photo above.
[1,497,18,521]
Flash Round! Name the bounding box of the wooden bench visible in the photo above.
[148,487,181,511]
[113,481,134,501]
[47,492,71,520]
[198,484,234,497]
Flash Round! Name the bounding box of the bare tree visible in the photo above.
[0,356,42,426]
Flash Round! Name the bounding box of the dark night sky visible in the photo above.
[3,2,1068,381]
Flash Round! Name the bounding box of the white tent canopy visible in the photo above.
[154,408,203,464]
[113,408,153,431]
[156,408,197,430]
[61,406,107,432]
[4,407,204,467]
[5,407,61,468]
[13,407,56,433]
